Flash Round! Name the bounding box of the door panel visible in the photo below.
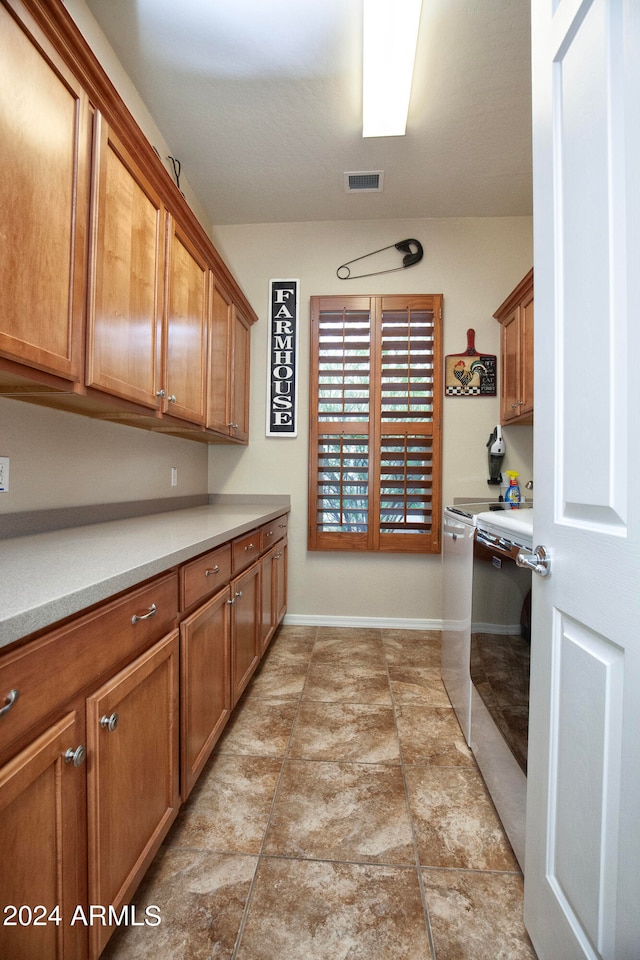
[86,631,179,958]
[0,711,87,960]
[0,3,89,380]
[165,220,208,424]
[526,0,640,957]
[87,114,164,407]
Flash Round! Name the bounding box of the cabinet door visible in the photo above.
[274,538,288,627]
[180,587,231,800]
[260,546,276,654]
[86,631,179,959]
[164,219,208,424]
[260,540,287,654]
[500,305,521,424]
[0,711,87,960]
[519,291,534,418]
[207,278,233,435]
[0,2,90,382]
[230,563,261,706]
[86,114,164,408]
[230,307,251,443]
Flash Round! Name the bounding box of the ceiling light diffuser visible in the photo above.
[362,0,422,138]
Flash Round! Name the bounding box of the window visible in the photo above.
[308,294,442,553]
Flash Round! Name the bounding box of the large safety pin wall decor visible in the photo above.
[337,238,423,280]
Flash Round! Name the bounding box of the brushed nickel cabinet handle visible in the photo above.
[64,745,86,767]
[244,543,255,552]
[205,565,220,577]
[100,712,119,732]
[131,602,157,624]
[0,689,19,719]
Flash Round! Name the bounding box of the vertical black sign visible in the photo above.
[266,279,299,436]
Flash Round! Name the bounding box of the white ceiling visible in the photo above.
[84,0,532,226]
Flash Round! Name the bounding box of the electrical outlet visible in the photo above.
[0,457,9,492]
[171,467,178,487]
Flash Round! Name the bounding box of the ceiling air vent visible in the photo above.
[344,170,384,193]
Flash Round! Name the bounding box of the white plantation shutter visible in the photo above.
[309,295,442,553]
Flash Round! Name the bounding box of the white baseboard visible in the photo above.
[282,613,442,631]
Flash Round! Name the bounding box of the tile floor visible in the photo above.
[103,625,538,960]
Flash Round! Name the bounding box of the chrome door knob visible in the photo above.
[516,545,550,577]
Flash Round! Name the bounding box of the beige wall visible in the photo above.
[0,399,208,512]
[209,217,533,625]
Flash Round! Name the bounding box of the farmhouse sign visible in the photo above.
[266,279,299,436]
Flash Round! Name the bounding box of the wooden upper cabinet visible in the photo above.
[231,307,251,443]
[207,279,233,435]
[207,279,251,442]
[86,114,164,408]
[164,219,208,425]
[0,1,90,382]
[494,269,534,425]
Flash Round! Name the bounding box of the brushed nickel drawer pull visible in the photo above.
[0,689,19,718]
[279,522,287,528]
[205,565,220,577]
[131,602,157,625]
[100,712,119,732]
[244,543,255,552]
[235,590,243,600]
[64,744,86,767]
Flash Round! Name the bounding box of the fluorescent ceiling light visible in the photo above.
[362,0,422,138]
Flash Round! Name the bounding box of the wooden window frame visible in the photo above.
[308,294,442,554]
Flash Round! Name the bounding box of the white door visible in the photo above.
[525,1,640,958]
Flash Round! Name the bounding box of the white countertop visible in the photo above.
[476,508,534,544]
[0,500,289,649]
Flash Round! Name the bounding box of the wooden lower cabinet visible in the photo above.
[230,562,261,706]
[0,515,288,959]
[0,710,88,960]
[180,587,231,800]
[274,539,288,631]
[86,630,180,959]
[260,539,288,654]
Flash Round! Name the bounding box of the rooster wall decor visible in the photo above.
[445,329,497,396]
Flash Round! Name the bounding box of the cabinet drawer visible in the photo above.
[260,513,289,552]
[180,543,231,611]
[0,572,178,760]
[232,530,260,575]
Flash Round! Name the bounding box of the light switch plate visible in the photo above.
[0,457,9,492]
